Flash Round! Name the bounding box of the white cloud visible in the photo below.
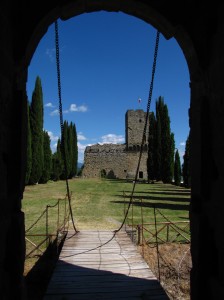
[77,134,124,162]
[179,150,185,158]
[78,133,86,141]
[49,104,88,116]
[180,142,185,146]
[45,102,55,108]
[50,109,59,116]
[100,134,125,144]
[47,131,59,142]
[46,48,55,62]
[78,142,87,152]
[46,45,66,62]
[78,142,93,163]
[69,104,88,112]
[52,142,58,153]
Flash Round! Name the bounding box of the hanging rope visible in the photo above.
[55,20,78,233]
[54,20,159,238]
[59,29,161,258]
[115,30,160,233]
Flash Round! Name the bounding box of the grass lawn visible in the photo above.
[22,178,190,230]
[23,178,191,299]
[22,178,190,253]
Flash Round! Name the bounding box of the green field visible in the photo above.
[22,178,190,257]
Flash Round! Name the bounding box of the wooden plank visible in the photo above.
[43,230,169,300]
[49,276,157,283]
[46,284,160,292]
[44,293,168,300]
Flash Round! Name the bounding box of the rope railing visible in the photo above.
[122,191,191,287]
[136,220,190,244]
[122,192,190,245]
[25,195,70,259]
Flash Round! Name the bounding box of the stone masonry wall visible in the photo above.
[125,109,149,148]
[82,144,148,180]
[82,144,127,178]
[126,150,148,179]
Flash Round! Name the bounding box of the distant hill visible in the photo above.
[77,162,83,169]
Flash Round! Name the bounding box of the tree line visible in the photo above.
[147,96,191,187]
[25,76,78,185]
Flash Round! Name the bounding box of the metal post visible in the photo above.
[167,223,169,242]
[154,204,160,281]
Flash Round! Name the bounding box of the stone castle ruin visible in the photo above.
[82,109,149,179]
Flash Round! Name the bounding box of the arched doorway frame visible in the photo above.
[19,1,203,298]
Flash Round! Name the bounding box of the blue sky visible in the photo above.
[27,11,190,164]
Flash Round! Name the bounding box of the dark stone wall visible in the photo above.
[1,1,224,299]
[0,2,27,298]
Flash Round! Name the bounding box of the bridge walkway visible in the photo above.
[43,230,169,299]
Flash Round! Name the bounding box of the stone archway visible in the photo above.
[22,5,196,297]
[2,1,224,299]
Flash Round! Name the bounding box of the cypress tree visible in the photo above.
[161,103,172,183]
[147,112,156,182]
[174,149,181,186]
[155,112,162,181]
[51,139,63,181]
[29,76,44,184]
[60,121,70,179]
[25,99,32,185]
[39,130,52,183]
[57,121,78,180]
[182,134,191,187]
[155,97,166,181]
[72,122,78,177]
[170,132,175,181]
[155,96,173,183]
[67,122,74,178]
[77,164,84,176]
[69,122,78,178]
[148,96,176,183]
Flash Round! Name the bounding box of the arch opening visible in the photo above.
[24,7,192,300]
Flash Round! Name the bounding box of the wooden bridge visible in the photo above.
[43,230,169,299]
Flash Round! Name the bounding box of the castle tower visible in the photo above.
[125,109,149,150]
[83,109,150,180]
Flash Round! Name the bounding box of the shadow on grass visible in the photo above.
[111,200,189,211]
[24,234,66,300]
[115,193,190,203]
[120,188,191,195]
[131,190,191,196]
[103,178,128,184]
